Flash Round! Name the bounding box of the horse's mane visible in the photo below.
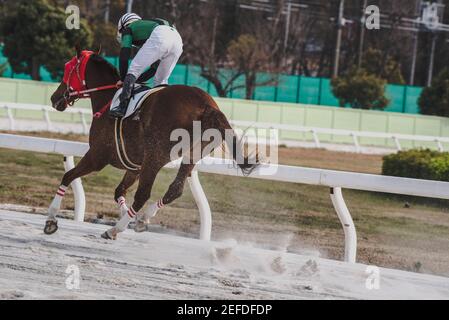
[89,54,120,78]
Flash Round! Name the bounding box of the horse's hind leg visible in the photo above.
[45,151,107,235]
[114,170,140,217]
[135,162,195,232]
[102,155,166,240]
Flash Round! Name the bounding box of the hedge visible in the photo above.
[382,149,449,182]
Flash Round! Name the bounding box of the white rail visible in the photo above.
[2,133,449,263]
[2,102,449,153]
[1,103,91,134]
[230,120,449,153]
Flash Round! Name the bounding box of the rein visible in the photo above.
[63,51,120,118]
[68,84,119,98]
[63,83,119,119]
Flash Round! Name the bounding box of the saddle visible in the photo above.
[110,84,167,120]
[112,84,167,171]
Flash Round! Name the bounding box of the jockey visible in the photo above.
[109,13,183,118]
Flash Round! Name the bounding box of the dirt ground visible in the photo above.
[1,130,449,277]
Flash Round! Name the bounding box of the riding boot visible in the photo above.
[109,74,137,118]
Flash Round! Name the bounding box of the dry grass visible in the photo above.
[1,131,449,277]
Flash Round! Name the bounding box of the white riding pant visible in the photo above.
[128,25,183,86]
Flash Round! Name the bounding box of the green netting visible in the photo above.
[298,77,320,105]
[229,74,246,99]
[204,68,242,98]
[319,78,340,107]
[169,64,187,85]
[254,73,276,101]
[104,56,119,68]
[217,68,244,98]
[208,83,219,97]
[9,71,31,80]
[0,60,13,78]
[404,86,422,114]
[384,85,405,113]
[186,65,209,91]
[276,75,299,103]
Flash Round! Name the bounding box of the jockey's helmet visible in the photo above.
[116,13,142,42]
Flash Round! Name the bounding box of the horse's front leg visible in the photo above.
[114,170,140,218]
[45,151,107,234]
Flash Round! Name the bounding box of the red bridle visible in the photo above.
[62,51,120,118]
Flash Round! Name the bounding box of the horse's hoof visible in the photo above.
[44,220,58,235]
[101,228,117,240]
[134,219,149,233]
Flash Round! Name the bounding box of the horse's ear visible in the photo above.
[75,43,82,59]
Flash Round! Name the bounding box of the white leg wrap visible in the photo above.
[143,199,164,220]
[145,203,158,219]
[134,200,164,233]
[48,185,67,220]
[117,196,129,218]
[115,206,137,233]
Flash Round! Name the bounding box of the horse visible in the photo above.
[46,47,259,239]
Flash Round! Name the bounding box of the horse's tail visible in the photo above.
[201,105,259,176]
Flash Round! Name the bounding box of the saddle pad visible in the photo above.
[111,85,167,119]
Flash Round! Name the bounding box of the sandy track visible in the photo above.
[0,210,448,300]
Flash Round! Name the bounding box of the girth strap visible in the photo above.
[114,118,141,171]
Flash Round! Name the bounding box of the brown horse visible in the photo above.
[46,48,258,239]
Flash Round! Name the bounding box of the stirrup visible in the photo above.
[109,102,128,118]
[109,108,126,118]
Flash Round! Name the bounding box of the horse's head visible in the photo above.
[51,82,72,111]
[51,46,91,111]
[51,46,119,113]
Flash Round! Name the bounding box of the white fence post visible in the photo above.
[350,132,361,153]
[393,136,402,151]
[311,129,321,149]
[436,139,444,152]
[43,108,52,131]
[63,156,86,222]
[187,170,212,241]
[5,106,15,130]
[329,187,357,263]
[80,111,88,135]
